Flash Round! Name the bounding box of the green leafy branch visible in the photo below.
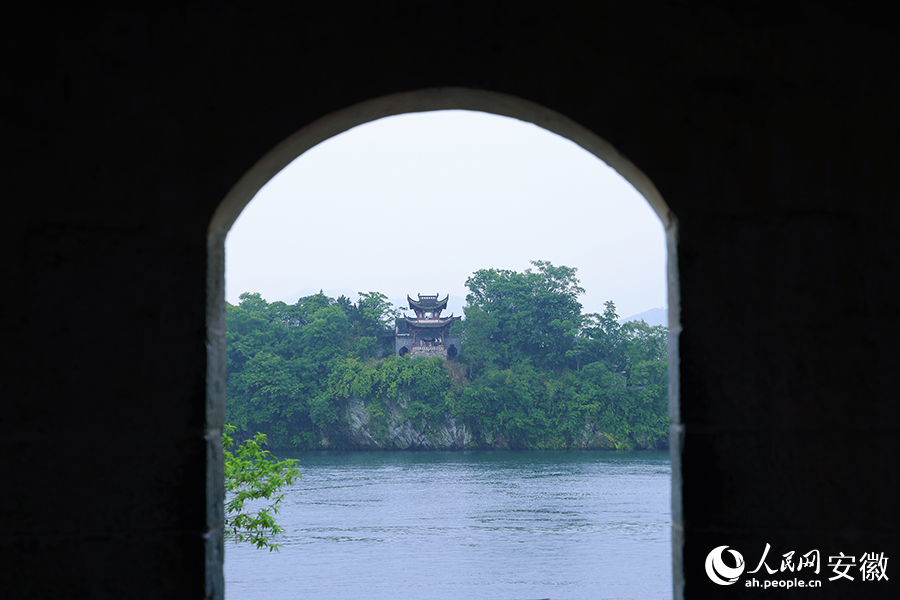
[223,424,302,551]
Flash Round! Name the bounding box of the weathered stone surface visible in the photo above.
[5,4,900,599]
[336,395,473,450]
[409,346,447,359]
[326,395,660,451]
[578,423,621,450]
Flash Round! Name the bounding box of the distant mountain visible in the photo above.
[621,307,667,327]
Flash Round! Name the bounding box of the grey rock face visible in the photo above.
[331,395,650,450]
[339,395,473,450]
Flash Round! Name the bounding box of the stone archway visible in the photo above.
[8,5,898,599]
[207,86,679,594]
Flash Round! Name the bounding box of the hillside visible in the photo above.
[225,263,669,451]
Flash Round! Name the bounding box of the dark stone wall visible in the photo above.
[3,3,898,598]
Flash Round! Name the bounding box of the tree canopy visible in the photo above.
[459,260,585,373]
[225,263,668,451]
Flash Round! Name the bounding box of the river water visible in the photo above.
[225,450,672,600]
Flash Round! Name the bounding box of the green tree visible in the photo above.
[350,291,400,336]
[621,319,667,368]
[461,260,584,372]
[223,424,302,551]
[576,301,627,372]
[300,305,351,369]
[223,272,669,452]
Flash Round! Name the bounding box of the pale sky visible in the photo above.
[225,110,666,320]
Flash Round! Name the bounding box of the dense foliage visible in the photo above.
[226,263,668,450]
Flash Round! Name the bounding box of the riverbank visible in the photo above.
[317,395,668,452]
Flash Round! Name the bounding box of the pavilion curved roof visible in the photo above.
[407,294,449,311]
[403,315,457,328]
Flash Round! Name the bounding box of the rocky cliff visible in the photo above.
[318,395,471,450]
[318,395,643,450]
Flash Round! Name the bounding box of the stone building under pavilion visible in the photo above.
[393,294,461,359]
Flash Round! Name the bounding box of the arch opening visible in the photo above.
[207,87,681,598]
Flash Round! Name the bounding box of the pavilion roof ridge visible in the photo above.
[407,293,449,311]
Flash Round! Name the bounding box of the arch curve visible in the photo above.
[205,87,680,597]
[209,87,673,243]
